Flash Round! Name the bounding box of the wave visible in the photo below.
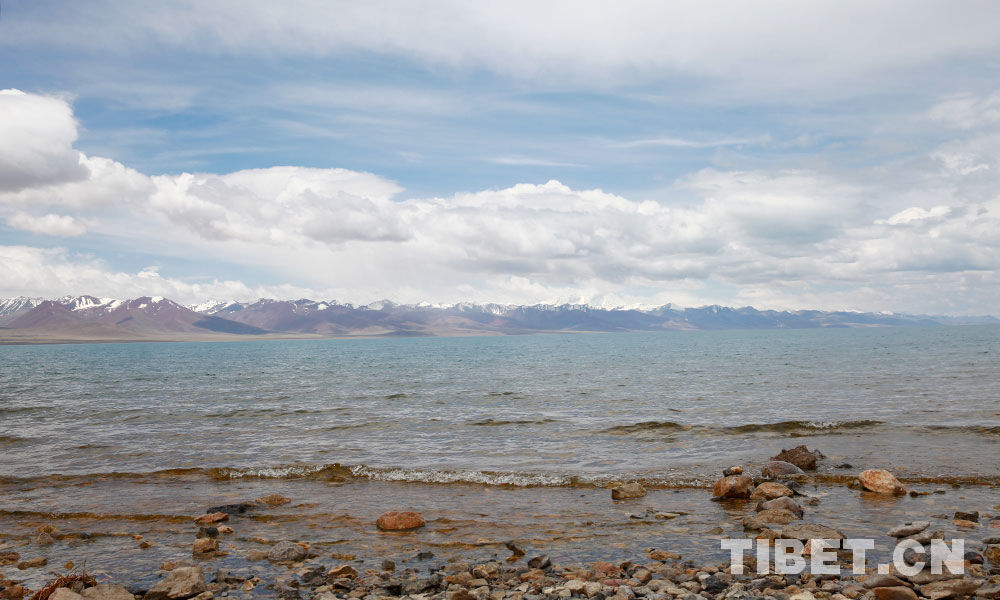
[0,435,33,445]
[3,462,999,489]
[601,419,885,436]
[469,418,558,426]
[202,407,349,418]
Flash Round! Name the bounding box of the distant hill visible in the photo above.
[1,295,995,344]
[0,295,270,343]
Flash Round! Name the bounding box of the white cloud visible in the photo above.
[2,88,1000,315]
[879,205,951,225]
[0,89,88,192]
[928,90,1000,129]
[6,213,88,237]
[0,246,260,305]
[8,2,1000,96]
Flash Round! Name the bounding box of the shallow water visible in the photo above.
[2,326,999,586]
[2,326,999,485]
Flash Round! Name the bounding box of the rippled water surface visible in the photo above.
[2,325,999,484]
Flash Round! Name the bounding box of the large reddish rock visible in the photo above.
[376,511,426,531]
[873,587,919,600]
[859,469,907,495]
[194,512,228,525]
[712,474,755,499]
[771,445,823,470]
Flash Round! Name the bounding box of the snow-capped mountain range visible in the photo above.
[1,294,995,343]
[0,296,1000,341]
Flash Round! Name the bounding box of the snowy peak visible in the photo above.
[0,296,46,326]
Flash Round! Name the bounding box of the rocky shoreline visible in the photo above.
[2,447,999,600]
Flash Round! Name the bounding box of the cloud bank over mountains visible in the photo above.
[1,86,998,315]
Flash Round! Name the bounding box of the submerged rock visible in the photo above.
[859,469,908,495]
[206,503,252,516]
[757,496,803,517]
[192,538,218,555]
[193,513,228,525]
[376,510,426,530]
[919,578,984,600]
[771,445,823,470]
[255,494,291,506]
[722,466,743,476]
[781,523,845,540]
[745,509,801,527]
[762,461,804,478]
[750,481,795,500]
[888,522,930,538]
[611,483,647,499]
[267,541,307,562]
[712,474,755,499]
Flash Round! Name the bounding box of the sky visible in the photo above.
[1,1,1000,314]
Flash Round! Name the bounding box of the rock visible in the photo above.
[528,555,551,569]
[712,474,755,499]
[327,565,358,579]
[864,575,911,589]
[216,526,233,535]
[746,509,801,527]
[982,545,1000,564]
[145,566,208,600]
[447,590,477,600]
[1,585,25,600]
[872,587,919,600]
[771,446,823,470]
[757,496,803,516]
[723,466,743,476]
[955,519,980,529]
[206,503,252,516]
[245,550,268,561]
[956,511,980,523]
[751,482,795,500]
[0,551,20,566]
[920,579,984,599]
[36,532,56,546]
[888,522,930,538]
[611,483,647,499]
[381,559,395,571]
[859,469,907,495]
[376,510,426,530]
[255,494,291,506]
[965,551,985,565]
[193,513,228,525]
[761,461,804,478]
[50,590,84,600]
[505,540,525,555]
[647,550,681,561]
[190,594,212,600]
[267,541,307,562]
[81,584,136,600]
[192,538,218,554]
[195,527,218,539]
[781,523,846,540]
[17,556,47,569]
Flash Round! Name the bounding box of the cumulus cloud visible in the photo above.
[0,89,89,192]
[2,88,1000,315]
[6,213,88,237]
[0,246,261,305]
